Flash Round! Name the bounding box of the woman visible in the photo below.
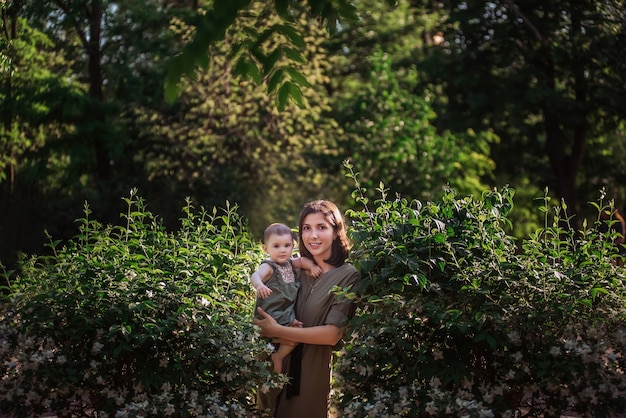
[254,200,361,417]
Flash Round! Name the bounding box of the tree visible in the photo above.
[423,0,626,223]
[164,0,397,107]
[0,0,198,269]
[337,51,496,203]
[135,3,346,235]
[19,0,196,185]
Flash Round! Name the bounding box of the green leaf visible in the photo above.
[283,47,307,63]
[274,0,293,21]
[286,81,304,107]
[277,81,291,110]
[263,48,282,75]
[274,24,306,48]
[267,68,284,93]
[284,67,311,87]
[233,57,262,84]
[589,287,609,299]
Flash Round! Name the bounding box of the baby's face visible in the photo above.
[263,233,295,264]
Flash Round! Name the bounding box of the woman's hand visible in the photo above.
[253,307,281,338]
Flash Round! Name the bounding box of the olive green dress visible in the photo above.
[270,263,360,418]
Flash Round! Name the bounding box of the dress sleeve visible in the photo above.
[324,267,360,328]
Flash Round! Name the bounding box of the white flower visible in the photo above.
[507,331,521,344]
[430,377,442,389]
[549,346,561,357]
[564,339,576,350]
[425,401,438,415]
[91,342,104,354]
[478,409,494,418]
[164,404,176,416]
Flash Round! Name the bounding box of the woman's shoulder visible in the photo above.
[333,263,360,282]
[337,263,358,273]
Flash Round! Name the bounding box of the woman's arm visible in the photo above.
[254,307,343,346]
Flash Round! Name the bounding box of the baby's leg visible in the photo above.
[271,343,297,374]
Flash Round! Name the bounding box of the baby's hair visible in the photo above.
[263,223,294,243]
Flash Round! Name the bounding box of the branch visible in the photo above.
[52,0,89,48]
[503,0,545,45]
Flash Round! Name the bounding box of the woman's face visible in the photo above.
[300,212,335,263]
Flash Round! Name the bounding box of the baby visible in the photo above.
[251,223,322,373]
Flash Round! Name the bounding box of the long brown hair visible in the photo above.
[298,200,351,266]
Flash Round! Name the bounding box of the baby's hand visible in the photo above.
[256,285,272,299]
[289,319,303,328]
[309,265,323,278]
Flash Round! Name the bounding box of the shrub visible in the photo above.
[0,189,282,417]
[335,168,626,417]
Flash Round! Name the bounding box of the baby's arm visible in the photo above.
[292,256,322,278]
[250,263,274,298]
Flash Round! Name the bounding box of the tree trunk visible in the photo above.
[1,2,19,193]
[540,38,588,228]
[87,0,111,181]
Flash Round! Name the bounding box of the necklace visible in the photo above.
[309,276,324,294]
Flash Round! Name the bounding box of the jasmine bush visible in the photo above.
[2,180,625,417]
[334,168,626,417]
[0,190,282,417]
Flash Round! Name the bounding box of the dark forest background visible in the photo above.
[2,0,625,272]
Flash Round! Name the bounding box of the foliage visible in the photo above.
[0,189,283,417]
[335,167,626,416]
[338,52,496,204]
[1,178,626,416]
[136,3,348,236]
[578,125,626,220]
[0,14,76,187]
[422,0,626,219]
[164,0,397,106]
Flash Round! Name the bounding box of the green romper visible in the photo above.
[253,259,300,326]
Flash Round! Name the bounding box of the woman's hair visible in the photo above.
[298,200,351,266]
[263,223,293,244]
